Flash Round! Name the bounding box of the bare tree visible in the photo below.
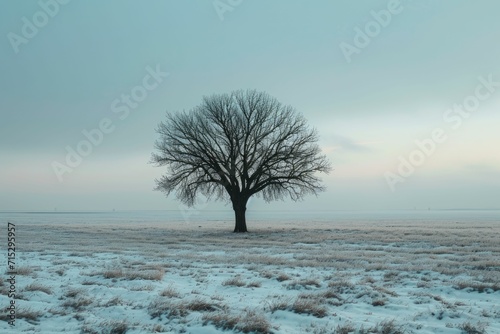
[152,90,331,232]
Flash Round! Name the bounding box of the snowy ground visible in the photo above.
[1,219,499,333]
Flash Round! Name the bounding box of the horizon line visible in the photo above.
[1,208,499,213]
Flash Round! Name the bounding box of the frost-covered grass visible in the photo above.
[0,220,499,333]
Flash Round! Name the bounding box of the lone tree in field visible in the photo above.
[152,90,331,232]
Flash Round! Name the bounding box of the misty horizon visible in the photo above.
[1,1,499,212]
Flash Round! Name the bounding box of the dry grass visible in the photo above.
[104,296,123,307]
[202,309,272,334]
[62,297,93,311]
[148,296,224,319]
[129,284,155,291]
[151,324,164,333]
[371,298,386,307]
[373,286,398,297]
[276,272,291,281]
[383,271,400,282]
[368,319,406,334]
[457,321,487,334]
[291,294,328,318]
[7,219,500,333]
[48,307,68,316]
[61,288,93,311]
[334,322,356,334]
[0,307,43,324]
[100,268,165,281]
[259,270,274,279]
[17,308,44,323]
[453,280,500,293]
[81,280,100,286]
[24,282,52,294]
[82,320,128,334]
[321,289,343,302]
[102,269,123,279]
[148,298,189,319]
[64,288,84,298]
[328,279,355,293]
[222,276,246,287]
[14,266,34,276]
[240,254,289,266]
[266,292,335,316]
[246,280,262,288]
[362,276,376,284]
[127,269,165,281]
[203,311,239,331]
[159,285,181,298]
[186,297,221,312]
[286,278,322,290]
[265,296,293,313]
[17,220,500,282]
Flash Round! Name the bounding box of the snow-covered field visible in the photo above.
[1,219,499,333]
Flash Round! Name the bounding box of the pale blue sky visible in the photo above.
[1,0,499,211]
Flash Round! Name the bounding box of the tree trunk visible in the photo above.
[233,196,248,233]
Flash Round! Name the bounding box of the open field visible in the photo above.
[1,219,499,333]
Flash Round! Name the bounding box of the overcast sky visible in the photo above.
[1,0,499,211]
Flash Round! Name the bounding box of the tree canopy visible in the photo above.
[152,90,331,232]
